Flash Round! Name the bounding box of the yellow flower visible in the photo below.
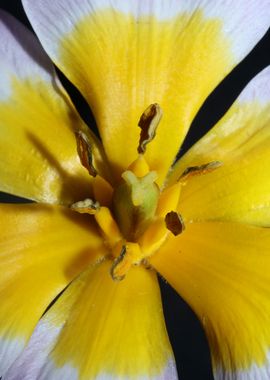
[0,1,270,379]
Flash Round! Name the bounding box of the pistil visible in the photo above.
[112,170,160,241]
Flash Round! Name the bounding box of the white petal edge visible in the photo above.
[0,10,53,100]
[3,264,178,380]
[0,336,24,377]
[4,319,61,380]
[238,65,270,105]
[214,351,270,380]
[22,0,270,62]
[6,317,178,380]
[38,360,178,380]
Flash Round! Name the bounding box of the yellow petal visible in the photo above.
[168,66,270,185]
[0,203,105,376]
[7,260,177,380]
[150,222,270,379]
[0,11,107,205]
[178,136,270,226]
[22,1,270,185]
[165,68,270,226]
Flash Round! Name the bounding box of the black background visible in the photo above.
[0,1,269,379]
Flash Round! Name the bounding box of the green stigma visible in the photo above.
[112,170,160,241]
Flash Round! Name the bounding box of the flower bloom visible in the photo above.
[0,1,270,379]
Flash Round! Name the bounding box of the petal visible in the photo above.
[7,260,178,380]
[168,65,270,185]
[0,11,107,205]
[167,67,270,226]
[22,0,270,185]
[178,145,270,226]
[0,203,105,376]
[150,222,270,379]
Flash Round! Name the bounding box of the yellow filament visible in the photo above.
[94,206,122,246]
[139,218,168,258]
[93,175,114,207]
[111,242,143,280]
[156,183,182,217]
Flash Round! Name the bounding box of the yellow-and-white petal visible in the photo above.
[22,0,270,185]
[0,203,105,377]
[167,66,270,226]
[150,221,270,379]
[168,66,270,184]
[0,11,106,205]
[6,260,177,380]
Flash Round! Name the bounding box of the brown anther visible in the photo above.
[71,198,100,215]
[76,131,97,177]
[141,258,152,270]
[137,103,163,154]
[110,245,128,281]
[178,161,222,182]
[165,211,185,236]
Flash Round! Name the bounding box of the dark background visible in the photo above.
[0,1,269,379]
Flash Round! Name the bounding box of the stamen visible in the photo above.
[71,198,100,214]
[110,245,128,281]
[137,103,163,154]
[156,183,182,217]
[94,206,122,247]
[178,161,222,182]
[93,175,114,207]
[110,243,143,281]
[165,211,185,236]
[139,218,168,257]
[75,131,97,177]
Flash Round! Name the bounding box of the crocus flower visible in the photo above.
[0,1,270,379]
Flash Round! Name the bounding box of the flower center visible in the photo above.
[112,170,159,241]
[71,104,222,281]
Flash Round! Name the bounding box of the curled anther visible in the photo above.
[71,198,100,215]
[137,103,163,154]
[141,258,152,270]
[165,211,185,236]
[178,161,222,182]
[75,131,97,177]
[110,245,128,281]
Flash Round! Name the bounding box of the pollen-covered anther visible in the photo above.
[75,130,98,177]
[71,198,100,215]
[110,243,143,281]
[165,211,185,236]
[178,161,222,183]
[137,103,163,154]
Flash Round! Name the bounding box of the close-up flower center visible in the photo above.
[1,2,270,379]
[72,103,220,281]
